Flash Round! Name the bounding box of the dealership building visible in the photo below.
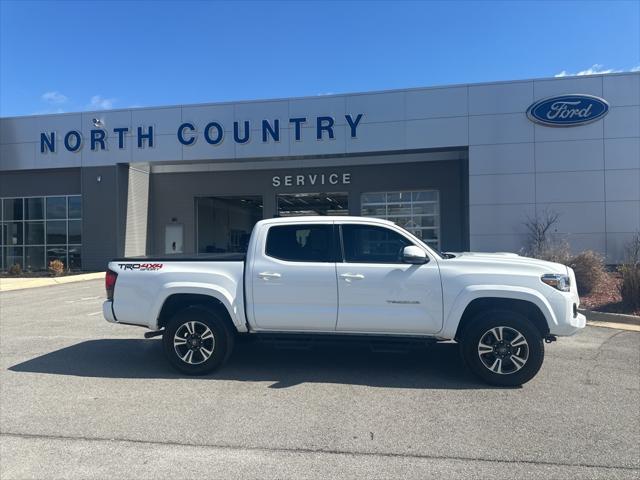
[0,72,638,271]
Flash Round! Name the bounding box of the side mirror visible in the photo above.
[402,245,428,264]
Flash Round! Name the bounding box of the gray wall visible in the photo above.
[150,157,469,255]
[0,168,80,197]
[80,166,127,270]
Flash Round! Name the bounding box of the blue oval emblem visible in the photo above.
[526,94,609,127]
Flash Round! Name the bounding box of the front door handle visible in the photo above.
[340,273,365,281]
[258,272,281,279]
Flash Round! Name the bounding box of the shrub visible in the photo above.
[619,233,640,311]
[8,263,22,275]
[569,250,605,296]
[48,259,65,276]
[534,242,572,265]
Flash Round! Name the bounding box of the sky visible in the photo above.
[1,0,639,117]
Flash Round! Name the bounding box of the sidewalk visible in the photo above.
[0,272,104,292]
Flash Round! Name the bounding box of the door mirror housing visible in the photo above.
[402,245,428,264]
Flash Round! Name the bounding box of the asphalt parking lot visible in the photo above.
[0,280,638,479]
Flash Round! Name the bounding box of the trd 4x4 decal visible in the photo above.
[118,263,163,271]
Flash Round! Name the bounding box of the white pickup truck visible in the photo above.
[103,216,585,386]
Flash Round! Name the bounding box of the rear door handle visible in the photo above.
[258,272,281,279]
[340,273,365,281]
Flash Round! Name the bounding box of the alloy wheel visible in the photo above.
[477,326,529,375]
[173,320,215,365]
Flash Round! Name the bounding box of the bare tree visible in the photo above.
[523,209,560,258]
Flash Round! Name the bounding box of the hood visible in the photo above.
[443,251,568,275]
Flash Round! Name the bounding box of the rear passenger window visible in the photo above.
[265,224,334,262]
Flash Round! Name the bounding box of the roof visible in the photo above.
[259,216,395,225]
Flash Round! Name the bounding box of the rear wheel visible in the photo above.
[162,306,234,375]
[460,309,544,386]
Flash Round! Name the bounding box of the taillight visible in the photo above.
[105,269,117,300]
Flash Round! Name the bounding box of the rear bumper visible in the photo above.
[103,300,117,323]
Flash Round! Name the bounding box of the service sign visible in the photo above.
[526,94,609,127]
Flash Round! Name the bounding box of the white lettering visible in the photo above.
[271,172,352,188]
[546,101,592,121]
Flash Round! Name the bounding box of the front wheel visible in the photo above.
[162,306,234,375]
[460,309,544,387]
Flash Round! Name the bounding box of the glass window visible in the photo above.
[46,221,66,244]
[4,198,23,221]
[68,196,82,219]
[46,196,67,219]
[25,197,44,220]
[5,246,24,269]
[2,195,81,271]
[5,222,23,246]
[361,190,440,250]
[25,246,45,271]
[47,246,67,267]
[25,222,45,245]
[341,224,413,264]
[68,220,82,244]
[68,246,82,270]
[266,224,334,262]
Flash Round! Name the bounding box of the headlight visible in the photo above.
[541,273,571,292]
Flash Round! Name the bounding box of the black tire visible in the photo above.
[460,309,544,387]
[162,306,234,375]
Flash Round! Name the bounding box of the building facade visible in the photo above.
[1,72,638,271]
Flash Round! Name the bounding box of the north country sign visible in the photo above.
[39,114,364,154]
[526,94,609,127]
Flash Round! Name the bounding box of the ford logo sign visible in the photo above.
[526,94,609,127]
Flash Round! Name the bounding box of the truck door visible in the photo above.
[250,222,338,331]
[335,223,443,334]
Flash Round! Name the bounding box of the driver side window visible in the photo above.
[341,224,413,263]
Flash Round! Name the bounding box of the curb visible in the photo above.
[579,308,640,332]
[0,272,104,292]
[579,308,640,325]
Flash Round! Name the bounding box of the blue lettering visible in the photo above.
[234,121,250,144]
[204,122,223,145]
[64,131,82,152]
[137,126,154,148]
[289,117,306,141]
[262,119,279,142]
[177,122,197,146]
[317,116,334,140]
[90,129,106,151]
[40,132,55,153]
[113,127,128,149]
[345,114,363,138]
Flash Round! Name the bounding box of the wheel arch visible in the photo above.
[156,292,238,334]
[454,297,550,341]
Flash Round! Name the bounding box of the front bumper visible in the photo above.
[553,311,587,336]
[103,300,117,323]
